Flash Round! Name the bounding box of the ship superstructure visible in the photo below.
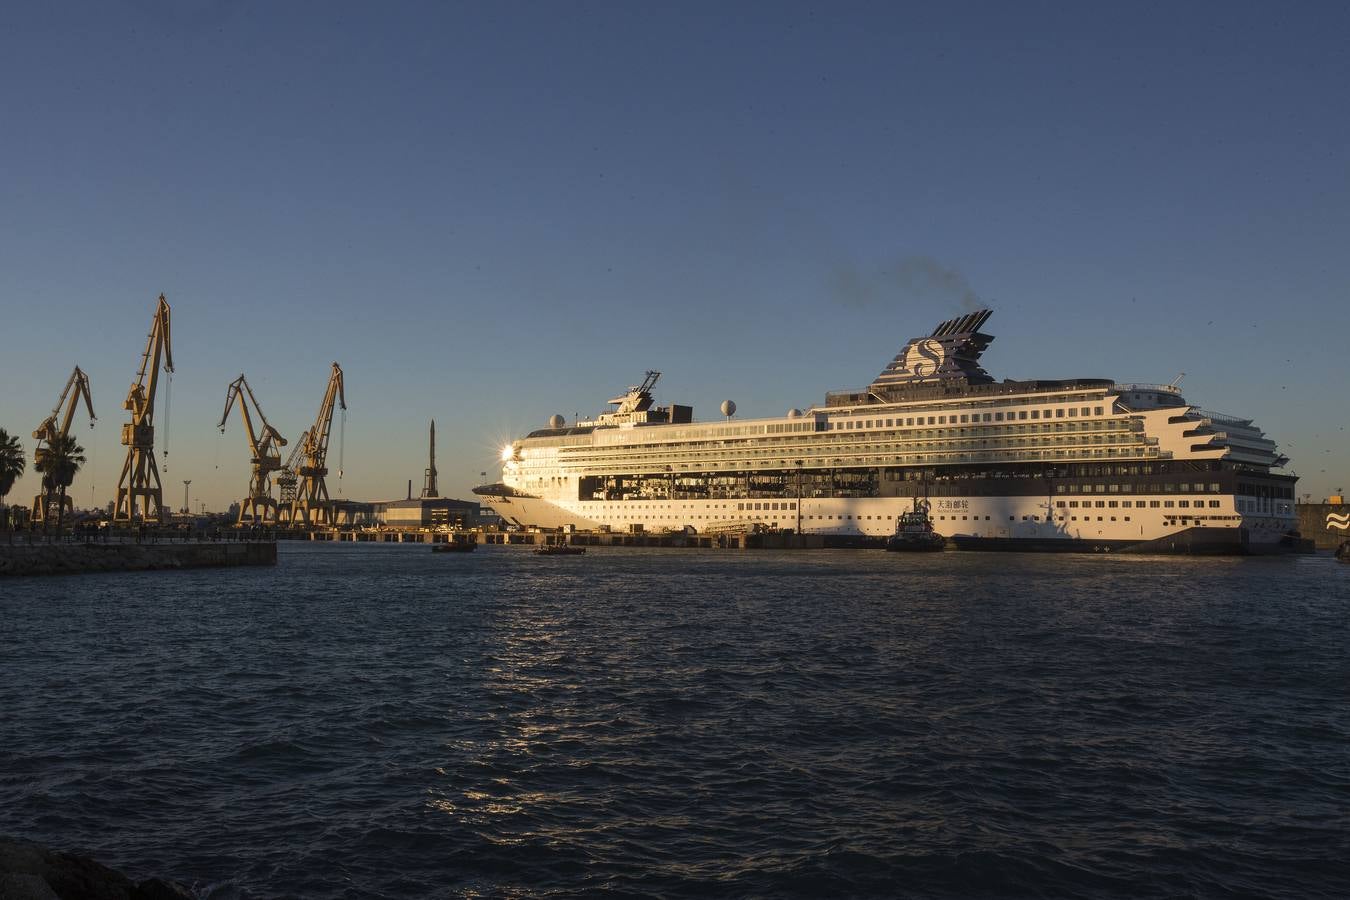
[476,311,1300,552]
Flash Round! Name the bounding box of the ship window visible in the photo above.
[1178,500,1190,508]
[1095,501,1105,508]
[982,413,992,422]
[1164,500,1174,508]
[1095,407,1104,415]
[1124,516,1131,522]
[1110,516,1117,521]
[1068,408,1078,417]
[1055,409,1065,418]
[1031,410,1040,419]
[1209,482,1220,492]
[1108,501,1118,508]
[1081,407,1091,416]
[1149,500,1160,508]
[1209,500,1220,508]
[928,416,936,424]
[1069,501,1079,507]
[1009,516,1015,521]
[994,412,1004,421]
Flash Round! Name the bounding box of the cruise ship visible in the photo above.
[476,310,1304,553]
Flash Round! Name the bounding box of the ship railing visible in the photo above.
[1117,383,1185,394]
[1191,408,1253,427]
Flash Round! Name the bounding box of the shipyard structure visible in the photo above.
[476,310,1304,553]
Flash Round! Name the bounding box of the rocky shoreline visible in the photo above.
[0,837,194,900]
[0,542,276,577]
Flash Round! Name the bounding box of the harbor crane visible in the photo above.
[31,366,95,523]
[218,374,287,524]
[274,429,306,521]
[288,362,346,526]
[114,294,173,523]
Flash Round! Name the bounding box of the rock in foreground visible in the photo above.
[0,838,193,900]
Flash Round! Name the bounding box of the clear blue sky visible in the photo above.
[3,0,1348,511]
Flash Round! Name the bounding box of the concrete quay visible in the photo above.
[1296,502,1350,551]
[0,540,277,577]
[281,527,826,550]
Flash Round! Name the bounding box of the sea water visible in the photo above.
[1,544,1346,898]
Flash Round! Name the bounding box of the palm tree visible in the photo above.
[0,429,25,531]
[34,434,85,536]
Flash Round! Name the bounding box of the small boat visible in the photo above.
[534,543,585,556]
[432,540,476,553]
[885,499,945,552]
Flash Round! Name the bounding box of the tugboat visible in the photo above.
[885,499,945,552]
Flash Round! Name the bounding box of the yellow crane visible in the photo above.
[114,294,174,523]
[31,366,96,523]
[218,374,287,524]
[274,428,308,523]
[288,362,346,526]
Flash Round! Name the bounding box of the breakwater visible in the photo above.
[0,541,276,577]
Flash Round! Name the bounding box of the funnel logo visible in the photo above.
[1328,512,1350,531]
[903,339,947,378]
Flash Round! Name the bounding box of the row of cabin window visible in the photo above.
[1056,482,1223,493]
[1057,499,1223,509]
[831,406,1106,429]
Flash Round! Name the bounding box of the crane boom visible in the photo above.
[289,363,347,525]
[114,294,174,523]
[31,366,96,523]
[219,374,288,524]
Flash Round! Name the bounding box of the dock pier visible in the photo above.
[282,527,826,550]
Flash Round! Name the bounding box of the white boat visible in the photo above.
[476,310,1307,554]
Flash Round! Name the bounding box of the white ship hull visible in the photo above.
[483,492,1298,552]
[480,310,1306,555]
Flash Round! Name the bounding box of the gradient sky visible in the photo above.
[3,0,1348,512]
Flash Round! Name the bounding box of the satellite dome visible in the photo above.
[787,408,802,418]
[549,414,566,429]
[720,400,737,418]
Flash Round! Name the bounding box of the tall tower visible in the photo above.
[422,420,438,498]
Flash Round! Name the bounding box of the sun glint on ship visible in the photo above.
[475,310,1304,553]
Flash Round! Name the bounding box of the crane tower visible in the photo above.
[288,362,346,526]
[31,366,96,524]
[114,294,174,523]
[218,374,288,524]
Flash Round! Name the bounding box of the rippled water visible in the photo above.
[1,544,1347,898]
